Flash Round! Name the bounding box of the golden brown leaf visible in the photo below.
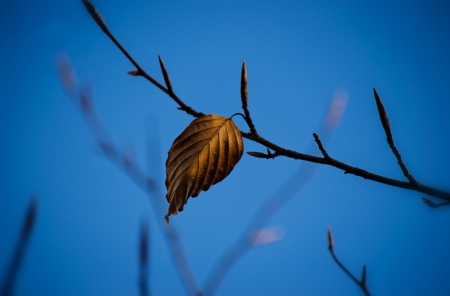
[165,114,244,223]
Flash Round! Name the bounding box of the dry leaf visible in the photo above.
[165,114,244,223]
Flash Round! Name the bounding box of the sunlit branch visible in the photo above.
[1,197,38,296]
[57,58,203,296]
[327,228,371,296]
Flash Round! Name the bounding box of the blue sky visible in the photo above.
[1,0,450,295]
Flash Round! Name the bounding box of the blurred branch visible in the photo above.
[1,196,38,296]
[57,57,203,296]
[139,222,150,296]
[80,0,450,204]
[203,96,345,295]
[327,228,371,296]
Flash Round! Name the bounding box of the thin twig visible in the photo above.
[373,88,417,184]
[327,228,371,296]
[139,222,150,296]
[1,197,38,296]
[313,133,329,159]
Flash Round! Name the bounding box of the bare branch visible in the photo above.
[373,88,417,184]
[327,227,371,296]
[80,0,450,203]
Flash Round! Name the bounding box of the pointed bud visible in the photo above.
[127,70,140,76]
[327,227,334,251]
[247,151,269,158]
[82,0,108,33]
[373,88,392,139]
[240,61,248,108]
[158,55,173,92]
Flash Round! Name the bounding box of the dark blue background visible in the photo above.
[1,0,450,295]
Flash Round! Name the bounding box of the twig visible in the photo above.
[373,88,417,184]
[327,228,371,296]
[1,197,38,296]
[313,133,329,159]
[79,0,450,203]
[57,58,203,296]
[139,222,150,296]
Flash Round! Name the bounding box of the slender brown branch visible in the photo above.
[327,228,371,296]
[1,197,38,296]
[80,0,450,203]
[373,88,417,184]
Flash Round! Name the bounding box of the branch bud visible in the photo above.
[82,0,108,33]
[240,61,248,108]
[158,55,173,92]
[127,70,140,76]
[327,227,334,251]
[373,88,392,139]
[421,197,438,209]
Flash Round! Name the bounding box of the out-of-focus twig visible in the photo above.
[57,57,203,296]
[327,228,371,296]
[203,93,347,295]
[139,222,150,296]
[1,197,38,296]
